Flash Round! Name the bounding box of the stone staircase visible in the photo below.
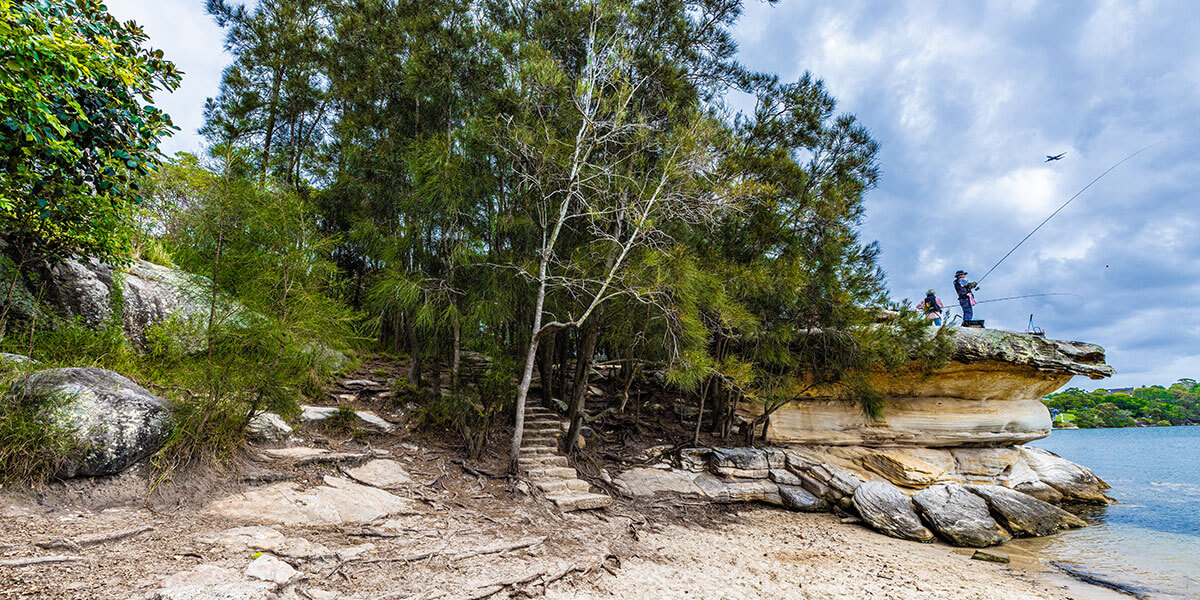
[520,405,611,511]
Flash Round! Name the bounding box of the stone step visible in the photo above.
[534,478,592,493]
[524,418,560,426]
[519,455,568,469]
[521,438,557,448]
[526,466,577,480]
[520,445,555,455]
[523,427,561,437]
[546,492,612,511]
[523,433,560,442]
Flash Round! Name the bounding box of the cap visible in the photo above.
[926,289,936,296]
[955,270,968,277]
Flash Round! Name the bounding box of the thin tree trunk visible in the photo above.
[539,332,556,404]
[451,317,461,389]
[508,282,547,475]
[406,316,422,387]
[260,65,283,176]
[554,329,569,404]
[564,321,599,454]
[694,376,711,446]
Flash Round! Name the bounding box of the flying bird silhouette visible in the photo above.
[1045,152,1066,162]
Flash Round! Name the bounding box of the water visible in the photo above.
[1009,427,1200,599]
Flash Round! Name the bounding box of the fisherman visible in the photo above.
[918,289,944,326]
[954,270,978,323]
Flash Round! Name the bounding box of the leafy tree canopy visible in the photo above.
[0,0,180,263]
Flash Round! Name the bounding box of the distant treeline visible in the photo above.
[1042,380,1200,428]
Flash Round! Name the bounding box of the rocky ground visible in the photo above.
[0,411,1104,600]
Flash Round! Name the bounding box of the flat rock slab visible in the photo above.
[966,484,1086,537]
[196,526,331,559]
[300,405,395,433]
[344,459,413,489]
[615,468,704,497]
[778,484,828,512]
[851,481,934,542]
[244,554,296,585]
[913,484,1010,547]
[206,476,420,526]
[152,565,277,600]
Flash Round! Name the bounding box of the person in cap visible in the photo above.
[954,270,978,323]
[918,289,944,326]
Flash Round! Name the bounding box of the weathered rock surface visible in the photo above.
[300,405,395,433]
[851,481,934,542]
[246,413,292,443]
[965,484,1086,537]
[739,328,1114,447]
[344,459,413,489]
[778,484,828,512]
[244,554,297,585]
[912,484,1010,547]
[1019,446,1110,503]
[205,476,420,526]
[615,468,706,497]
[151,565,278,600]
[16,367,172,478]
[43,258,214,348]
[0,352,34,367]
[859,449,946,487]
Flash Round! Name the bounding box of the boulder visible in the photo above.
[0,353,34,368]
[17,367,172,478]
[912,484,1010,547]
[709,448,770,479]
[965,484,1086,537]
[247,413,292,443]
[693,473,781,504]
[851,481,934,542]
[43,258,214,348]
[1020,446,1110,503]
[778,484,828,512]
[614,468,704,497]
[860,449,946,487]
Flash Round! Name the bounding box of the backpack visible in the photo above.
[923,295,941,313]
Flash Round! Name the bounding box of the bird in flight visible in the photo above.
[1045,152,1066,162]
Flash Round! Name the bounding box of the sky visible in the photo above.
[106,0,1199,390]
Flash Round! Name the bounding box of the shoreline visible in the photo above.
[546,506,1126,600]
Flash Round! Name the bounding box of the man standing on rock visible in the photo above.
[954,270,978,323]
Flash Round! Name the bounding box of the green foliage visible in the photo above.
[0,0,180,264]
[1043,380,1200,427]
[0,370,78,482]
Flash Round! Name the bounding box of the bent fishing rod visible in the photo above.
[976,142,1160,285]
[974,292,1085,305]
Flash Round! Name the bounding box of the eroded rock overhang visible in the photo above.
[741,328,1115,447]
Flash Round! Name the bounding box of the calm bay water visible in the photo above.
[1009,426,1200,599]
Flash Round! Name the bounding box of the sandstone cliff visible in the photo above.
[739,328,1115,447]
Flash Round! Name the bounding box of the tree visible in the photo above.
[499,8,732,471]
[0,0,180,325]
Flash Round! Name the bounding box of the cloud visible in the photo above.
[103,0,229,156]
[735,0,1200,390]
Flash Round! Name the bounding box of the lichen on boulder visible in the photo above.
[16,367,173,478]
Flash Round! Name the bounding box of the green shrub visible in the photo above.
[0,375,79,482]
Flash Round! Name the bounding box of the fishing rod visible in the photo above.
[976,142,1160,285]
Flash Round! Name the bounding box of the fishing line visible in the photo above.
[976,142,1160,285]
[974,292,1085,305]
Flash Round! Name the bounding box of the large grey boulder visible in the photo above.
[778,484,828,512]
[966,484,1087,537]
[851,481,934,542]
[43,258,212,347]
[18,367,173,478]
[1020,446,1110,504]
[912,484,1010,547]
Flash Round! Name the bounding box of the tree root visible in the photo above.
[331,536,546,580]
[34,526,154,552]
[0,555,87,567]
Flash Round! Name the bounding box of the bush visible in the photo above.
[0,373,78,482]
